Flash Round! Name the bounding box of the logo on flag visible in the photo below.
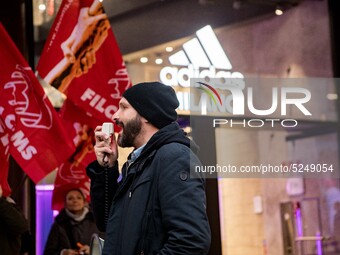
[5,65,53,129]
[0,23,75,184]
[37,0,131,124]
[52,99,98,211]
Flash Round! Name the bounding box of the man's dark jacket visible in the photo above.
[86,123,211,255]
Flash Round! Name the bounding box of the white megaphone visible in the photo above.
[89,233,104,255]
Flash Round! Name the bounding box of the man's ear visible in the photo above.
[141,116,149,124]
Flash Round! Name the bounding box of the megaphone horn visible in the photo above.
[89,233,104,255]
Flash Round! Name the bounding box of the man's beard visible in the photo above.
[117,115,142,147]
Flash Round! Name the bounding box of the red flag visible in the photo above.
[52,100,99,211]
[36,0,131,124]
[37,0,131,209]
[0,23,75,183]
[0,141,11,197]
[0,113,11,196]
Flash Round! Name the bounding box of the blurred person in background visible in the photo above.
[0,184,29,255]
[44,188,104,255]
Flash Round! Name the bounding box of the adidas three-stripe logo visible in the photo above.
[168,25,232,70]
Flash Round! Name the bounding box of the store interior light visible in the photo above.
[165,46,173,52]
[140,57,148,63]
[155,58,163,65]
[275,5,284,15]
[39,4,46,11]
[327,93,338,100]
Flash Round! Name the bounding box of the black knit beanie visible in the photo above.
[122,82,179,129]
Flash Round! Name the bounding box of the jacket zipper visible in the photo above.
[115,163,136,254]
[115,151,156,254]
[127,153,155,199]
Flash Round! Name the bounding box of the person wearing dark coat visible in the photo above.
[44,188,104,255]
[0,185,29,255]
[86,82,211,255]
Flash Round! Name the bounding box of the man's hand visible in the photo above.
[94,125,118,167]
[77,243,90,255]
[0,185,3,198]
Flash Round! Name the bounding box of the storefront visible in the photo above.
[120,2,339,254]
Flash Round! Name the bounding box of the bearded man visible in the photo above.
[87,81,211,255]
